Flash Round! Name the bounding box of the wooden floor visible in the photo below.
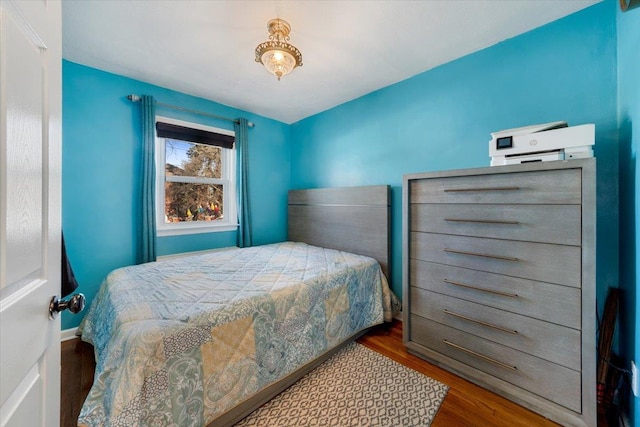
[63,320,567,427]
[61,337,95,427]
[357,320,560,427]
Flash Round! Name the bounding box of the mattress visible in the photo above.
[77,241,395,427]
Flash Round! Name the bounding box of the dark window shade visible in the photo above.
[156,122,235,149]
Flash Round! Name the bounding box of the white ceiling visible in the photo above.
[62,0,600,124]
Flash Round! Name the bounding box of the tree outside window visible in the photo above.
[164,141,225,223]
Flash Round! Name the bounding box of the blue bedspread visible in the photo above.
[78,242,395,427]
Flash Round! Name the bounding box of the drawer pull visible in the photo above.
[444,218,519,225]
[444,278,518,298]
[443,309,518,334]
[443,339,518,371]
[443,248,519,262]
[443,186,520,193]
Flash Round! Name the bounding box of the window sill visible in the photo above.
[157,222,238,237]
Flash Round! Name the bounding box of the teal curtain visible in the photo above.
[234,118,252,248]
[139,95,157,263]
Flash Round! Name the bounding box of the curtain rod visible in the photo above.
[127,94,255,128]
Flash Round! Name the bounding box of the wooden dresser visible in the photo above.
[402,159,596,427]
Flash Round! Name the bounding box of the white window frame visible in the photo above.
[155,116,237,236]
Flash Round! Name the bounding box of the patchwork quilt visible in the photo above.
[78,242,395,427]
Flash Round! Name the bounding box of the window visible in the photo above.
[155,116,237,236]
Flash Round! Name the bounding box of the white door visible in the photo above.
[0,0,62,426]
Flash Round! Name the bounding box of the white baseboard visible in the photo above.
[157,246,236,261]
[61,327,79,342]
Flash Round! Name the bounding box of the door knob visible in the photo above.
[49,293,85,319]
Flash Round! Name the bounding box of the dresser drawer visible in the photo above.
[410,168,581,204]
[410,203,581,246]
[410,260,581,329]
[411,288,580,370]
[410,315,581,412]
[410,232,582,288]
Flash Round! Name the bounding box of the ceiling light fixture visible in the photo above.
[255,18,303,81]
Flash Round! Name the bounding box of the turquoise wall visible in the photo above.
[617,3,640,425]
[61,0,640,422]
[61,61,291,329]
[290,1,619,309]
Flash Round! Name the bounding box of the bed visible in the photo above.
[77,185,395,427]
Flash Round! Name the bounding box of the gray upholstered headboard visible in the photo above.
[287,185,391,278]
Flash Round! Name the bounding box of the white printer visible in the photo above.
[489,121,595,166]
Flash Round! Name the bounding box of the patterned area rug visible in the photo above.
[235,342,449,426]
